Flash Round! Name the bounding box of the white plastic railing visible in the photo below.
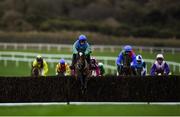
[0,42,180,54]
[0,51,180,74]
[0,51,117,74]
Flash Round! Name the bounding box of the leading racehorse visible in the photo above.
[74,52,91,94]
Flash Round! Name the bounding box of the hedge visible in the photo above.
[0,75,179,103]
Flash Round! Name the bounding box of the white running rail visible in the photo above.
[0,42,180,54]
[0,102,180,106]
[0,51,117,74]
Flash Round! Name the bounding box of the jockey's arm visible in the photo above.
[55,64,60,74]
[102,67,105,74]
[65,64,71,76]
[42,61,48,76]
[116,52,123,66]
[99,65,105,74]
[150,64,156,76]
[32,60,37,67]
[72,41,78,54]
[131,53,137,65]
[141,62,147,76]
[85,43,92,55]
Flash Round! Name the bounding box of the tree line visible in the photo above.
[0,0,180,38]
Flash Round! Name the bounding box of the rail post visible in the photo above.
[23,44,27,50]
[47,45,51,52]
[38,44,42,51]
[150,48,153,54]
[3,43,7,50]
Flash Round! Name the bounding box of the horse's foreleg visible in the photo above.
[79,75,85,94]
[78,74,84,88]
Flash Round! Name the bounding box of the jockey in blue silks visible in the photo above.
[116,45,136,75]
[134,55,147,76]
[70,34,92,69]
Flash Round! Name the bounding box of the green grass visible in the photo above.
[0,104,179,116]
[0,61,30,76]
[0,61,57,77]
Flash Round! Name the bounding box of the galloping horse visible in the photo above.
[74,52,91,94]
[122,53,132,75]
[31,66,41,77]
[117,53,135,76]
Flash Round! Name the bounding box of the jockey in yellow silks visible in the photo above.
[56,59,71,76]
[32,55,48,76]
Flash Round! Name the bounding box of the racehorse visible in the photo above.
[31,66,41,77]
[74,52,91,94]
[117,53,135,76]
[90,59,100,77]
[57,67,66,77]
[57,72,65,77]
[122,53,132,75]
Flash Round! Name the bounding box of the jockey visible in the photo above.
[98,62,105,76]
[32,55,48,76]
[70,34,92,69]
[134,55,147,76]
[90,57,100,76]
[56,59,71,76]
[116,45,136,75]
[150,54,170,76]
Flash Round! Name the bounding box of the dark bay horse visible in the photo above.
[31,66,41,77]
[74,52,91,94]
[118,53,136,76]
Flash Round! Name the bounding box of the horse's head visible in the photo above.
[76,52,85,70]
[31,66,41,77]
[77,52,86,61]
[123,53,131,68]
[121,53,133,75]
[74,51,90,77]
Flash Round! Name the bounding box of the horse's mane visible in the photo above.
[123,53,131,67]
